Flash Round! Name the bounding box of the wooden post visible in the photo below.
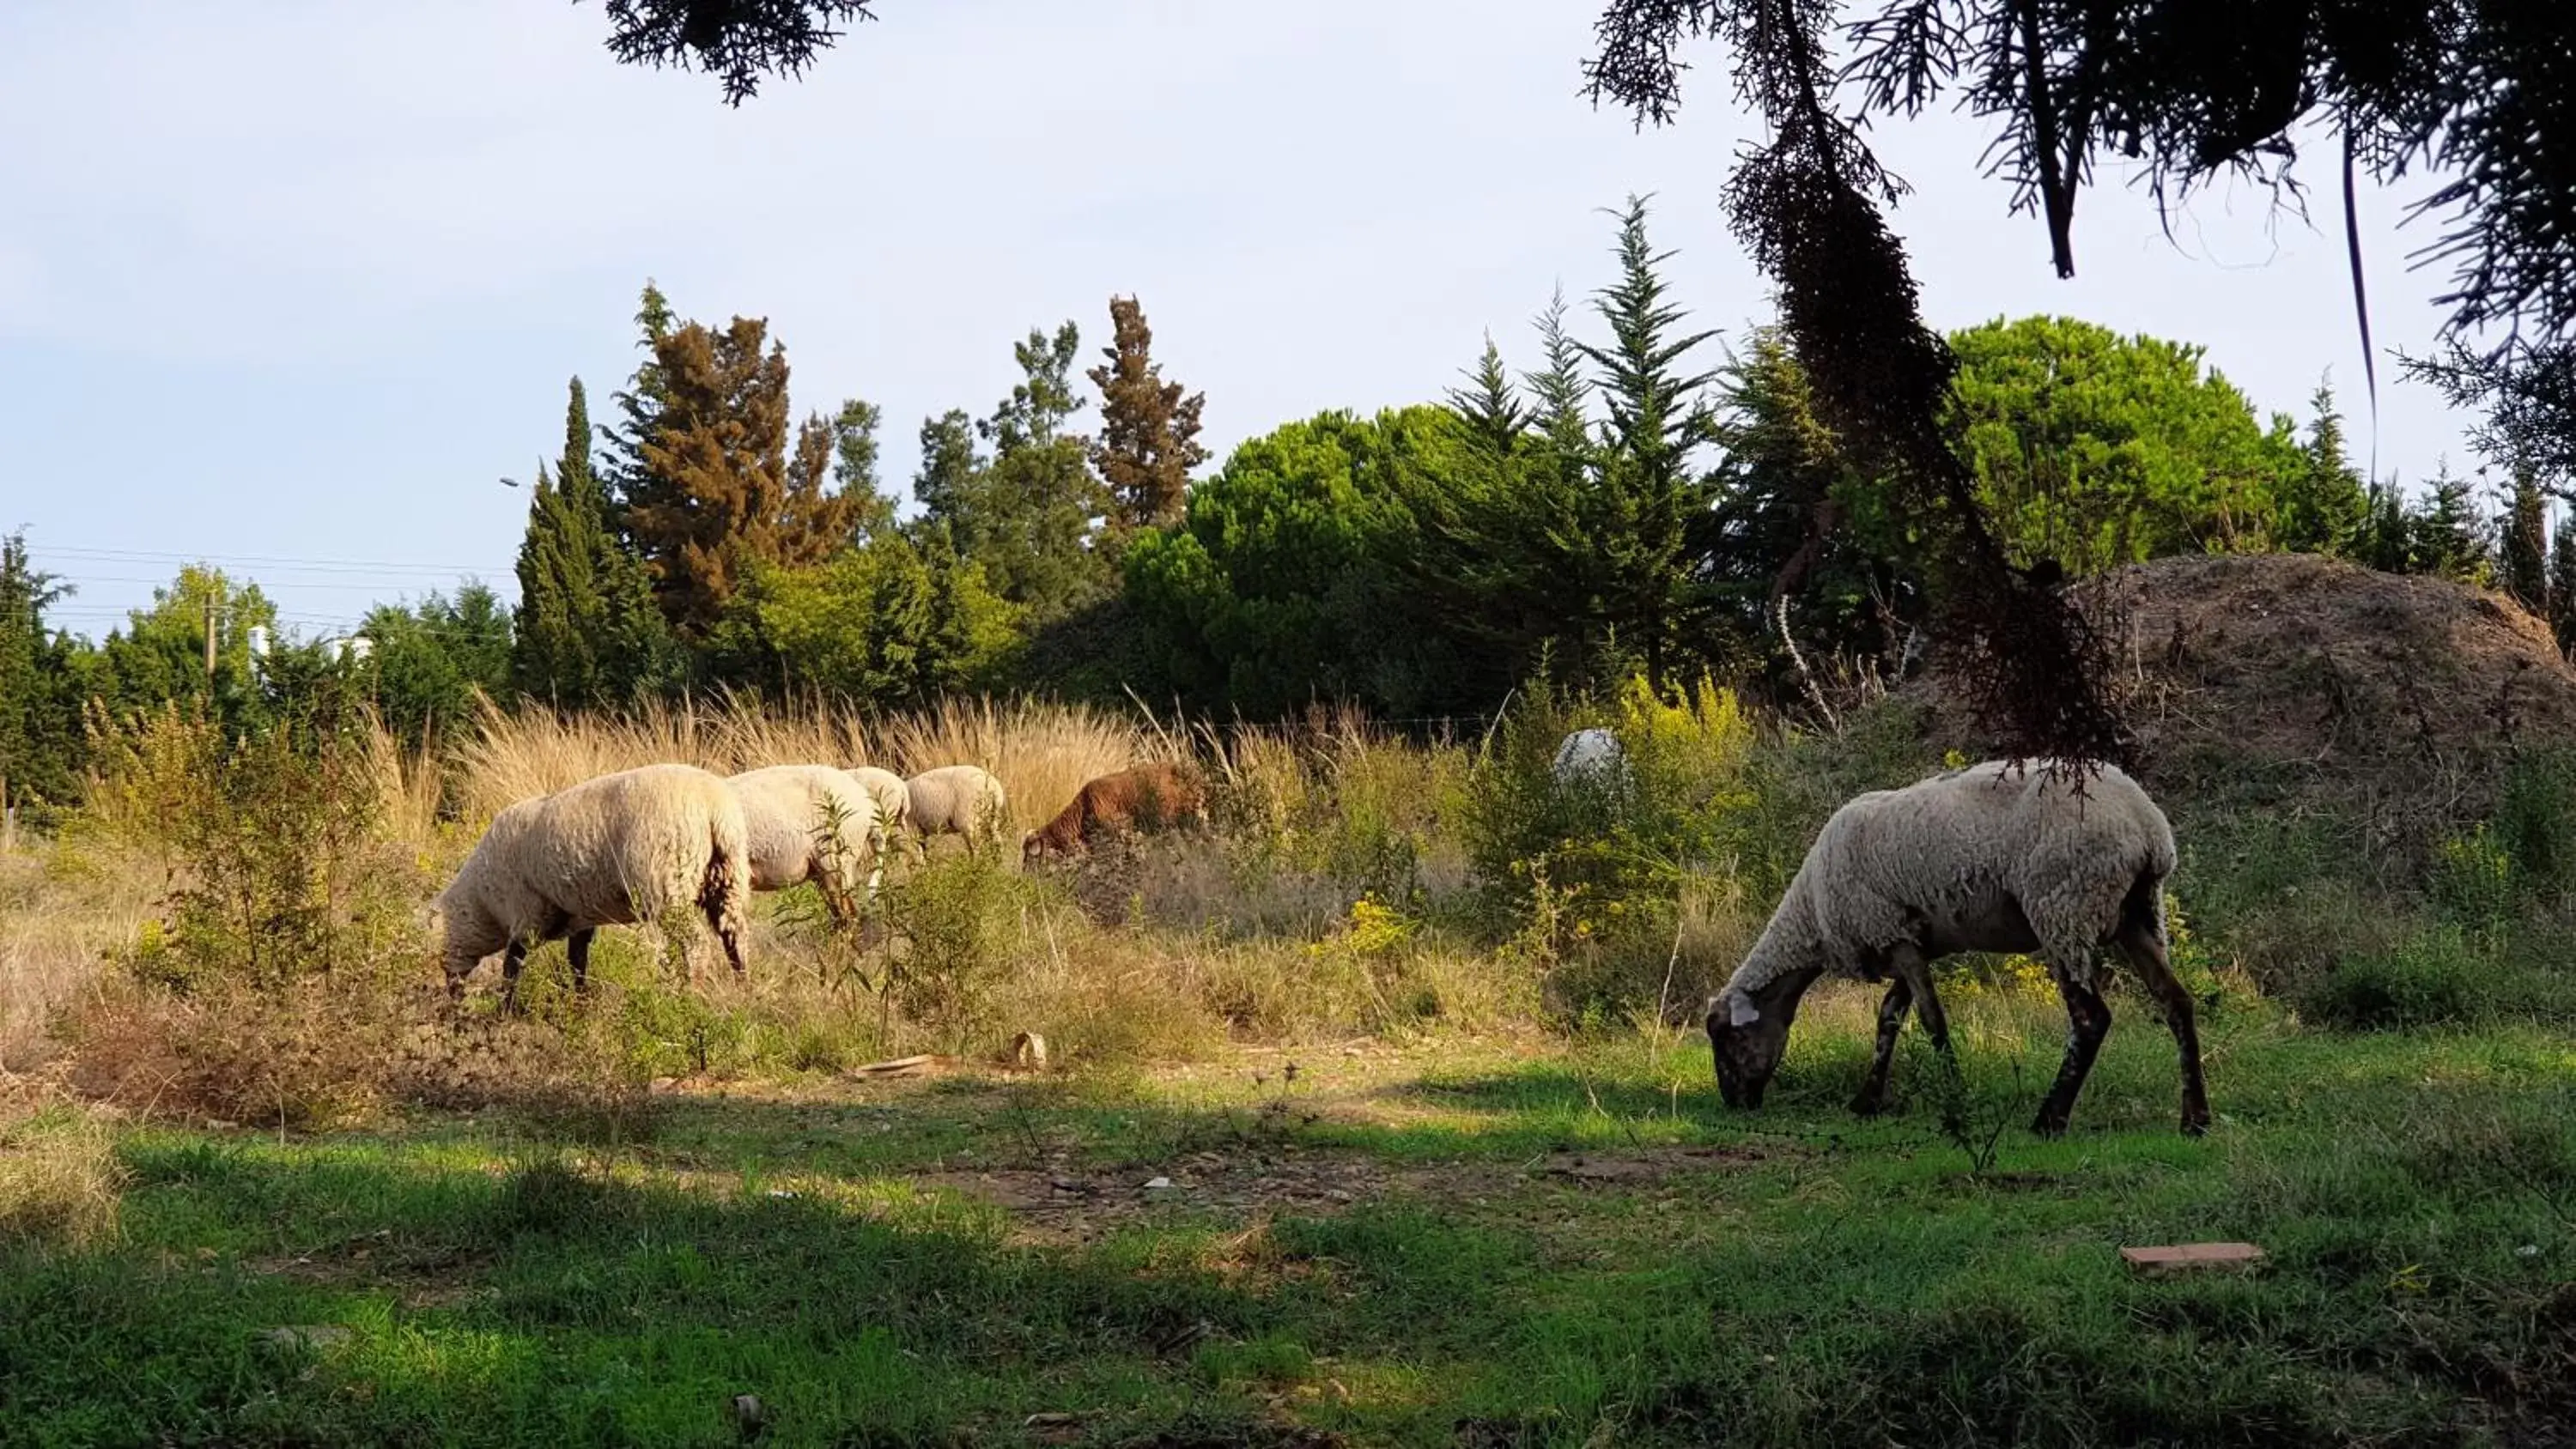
[204,595,218,680]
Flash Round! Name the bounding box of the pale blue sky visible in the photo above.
[1,1,2479,641]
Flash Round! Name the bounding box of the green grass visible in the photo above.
[6,986,2573,1447]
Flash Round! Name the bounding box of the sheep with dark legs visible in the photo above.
[1706,759,2209,1137]
[434,763,750,1009]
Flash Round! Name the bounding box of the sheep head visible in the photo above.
[1706,980,1798,1110]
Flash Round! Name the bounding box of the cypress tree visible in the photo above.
[0,532,80,815]
[513,378,675,707]
[1087,294,1208,537]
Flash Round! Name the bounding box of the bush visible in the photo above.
[2299,925,2485,1030]
[88,699,422,993]
[1465,675,1768,1022]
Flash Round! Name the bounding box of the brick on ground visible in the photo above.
[2120,1242,2265,1276]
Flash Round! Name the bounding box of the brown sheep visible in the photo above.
[1022,762,1209,864]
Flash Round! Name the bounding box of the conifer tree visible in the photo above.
[2279,379,2372,555]
[833,397,899,542]
[1087,295,1208,537]
[2500,465,2549,613]
[0,533,80,814]
[1576,194,1723,694]
[919,323,1113,620]
[2411,464,2489,583]
[604,281,677,500]
[2550,512,2576,658]
[1448,333,1529,457]
[623,313,864,634]
[512,379,675,707]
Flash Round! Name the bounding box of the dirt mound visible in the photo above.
[1915,553,2576,807]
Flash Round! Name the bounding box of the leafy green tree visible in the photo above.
[623,311,866,635]
[1088,294,1208,540]
[0,533,84,816]
[73,567,280,731]
[512,378,680,708]
[705,538,1018,707]
[2500,467,2549,613]
[2278,379,2372,555]
[920,323,1114,621]
[361,584,514,744]
[1943,316,2307,574]
[1126,408,1502,718]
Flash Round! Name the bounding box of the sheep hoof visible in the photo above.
[1849,1093,1887,1118]
[2029,1113,2069,1139]
[2179,1112,2211,1138]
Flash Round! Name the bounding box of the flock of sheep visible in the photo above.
[432,757,1209,1008]
[436,726,2205,1143]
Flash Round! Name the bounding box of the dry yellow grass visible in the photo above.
[0,1096,126,1247]
[0,846,156,1072]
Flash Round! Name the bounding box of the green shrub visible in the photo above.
[2300,925,2483,1029]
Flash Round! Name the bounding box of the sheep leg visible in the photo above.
[1891,954,1953,1053]
[499,939,531,1015]
[2032,960,2112,1138]
[1851,976,1915,1117]
[567,928,595,997]
[2115,917,2212,1137]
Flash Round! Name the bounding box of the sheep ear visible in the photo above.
[1724,990,1761,1028]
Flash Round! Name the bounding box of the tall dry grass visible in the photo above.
[450,691,1145,833]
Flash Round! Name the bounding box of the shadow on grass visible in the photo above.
[10,1060,2574,1447]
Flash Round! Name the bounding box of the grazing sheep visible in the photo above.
[435,763,750,1008]
[1705,759,2207,1137]
[1022,762,1210,864]
[904,764,1013,850]
[728,764,884,919]
[1552,727,1628,789]
[843,765,912,841]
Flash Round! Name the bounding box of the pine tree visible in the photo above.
[2280,379,2372,555]
[2550,512,2576,658]
[1448,333,1529,456]
[2500,465,2549,611]
[2410,463,2489,583]
[1087,294,1208,537]
[623,312,864,634]
[511,379,676,708]
[1576,194,1723,694]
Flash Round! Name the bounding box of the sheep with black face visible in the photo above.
[1706,759,2208,1137]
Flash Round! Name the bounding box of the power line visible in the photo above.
[28,543,516,575]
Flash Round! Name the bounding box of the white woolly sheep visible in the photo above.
[1552,728,1629,790]
[728,764,884,919]
[843,765,912,842]
[435,762,750,1009]
[1705,759,2208,1137]
[903,764,1012,850]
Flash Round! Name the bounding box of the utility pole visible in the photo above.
[204,593,217,681]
